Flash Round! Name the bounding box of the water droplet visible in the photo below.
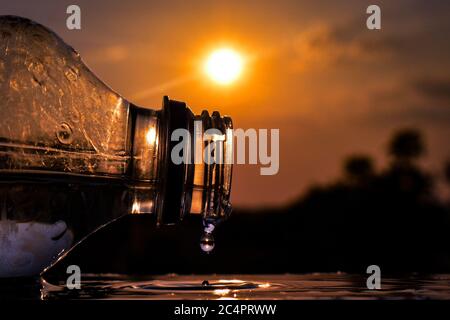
[56,122,73,145]
[202,280,210,287]
[200,232,215,253]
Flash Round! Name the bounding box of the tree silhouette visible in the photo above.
[388,129,425,165]
[445,161,450,185]
[343,155,374,185]
[383,129,430,199]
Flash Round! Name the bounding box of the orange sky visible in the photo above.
[2,0,450,207]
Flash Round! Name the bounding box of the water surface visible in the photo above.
[39,273,450,300]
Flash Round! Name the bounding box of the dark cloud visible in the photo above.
[413,77,450,103]
[361,104,450,127]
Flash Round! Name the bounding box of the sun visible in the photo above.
[204,48,244,85]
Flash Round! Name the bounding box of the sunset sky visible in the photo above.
[2,0,450,207]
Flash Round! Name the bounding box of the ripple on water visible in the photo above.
[40,273,450,300]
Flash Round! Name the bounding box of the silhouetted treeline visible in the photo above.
[217,128,450,273]
[46,128,450,277]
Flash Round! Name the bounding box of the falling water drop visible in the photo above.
[200,223,215,253]
[200,232,215,253]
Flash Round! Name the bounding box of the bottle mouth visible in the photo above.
[156,97,233,226]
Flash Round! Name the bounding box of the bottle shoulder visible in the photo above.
[0,16,131,176]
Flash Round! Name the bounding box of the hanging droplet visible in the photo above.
[200,231,215,253]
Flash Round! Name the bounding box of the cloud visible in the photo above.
[289,22,398,72]
[413,77,450,103]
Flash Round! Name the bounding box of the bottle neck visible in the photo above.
[130,97,233,227]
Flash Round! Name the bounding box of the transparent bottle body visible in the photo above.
[0,16,159,277]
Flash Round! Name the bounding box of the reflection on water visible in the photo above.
[36,273,450,300]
